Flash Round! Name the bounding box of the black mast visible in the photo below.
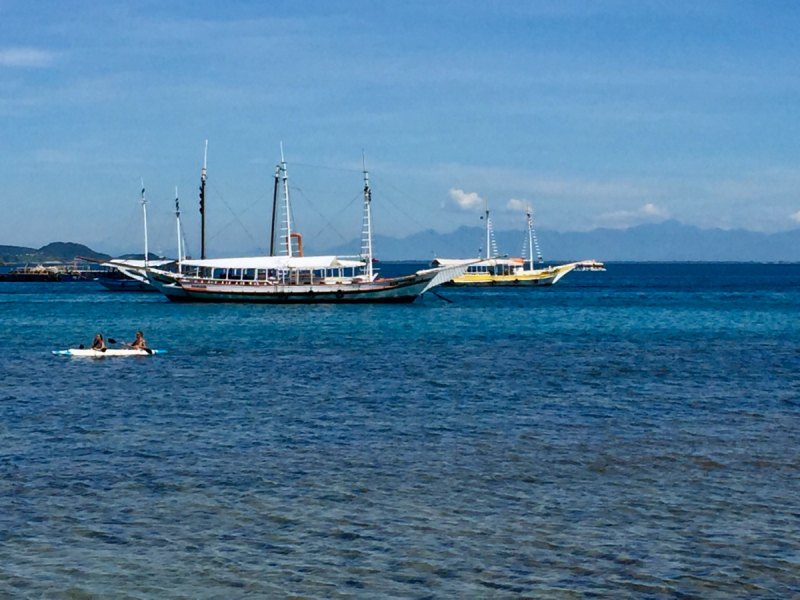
[199,140,208,259]
[270,164,280,256]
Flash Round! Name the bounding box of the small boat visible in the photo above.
[97,275,158,292]
[433,202,604,286]
[573,260,606,271]
[94,182,179,292]
[52,348,166,357]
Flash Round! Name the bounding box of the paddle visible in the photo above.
[108,338,154,354]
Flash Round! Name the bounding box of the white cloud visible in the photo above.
[791,211,800,223]
[506,198,528,212]
[444,189,484,211]
[0,47,55,68]
[641,203,669,218]
[596,203,670,229]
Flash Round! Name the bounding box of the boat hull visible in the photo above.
[177,276,433,304]
[446,264,577,287]
[146,271,190,300]
[446,273,560,286]
[148,263,468,304]
[98,278,157,292]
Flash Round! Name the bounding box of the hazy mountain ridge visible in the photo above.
[325,220,800,262]
[0,242,110,264]
[5,222,800,263]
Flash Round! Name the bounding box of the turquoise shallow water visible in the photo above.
[1,263,800,598]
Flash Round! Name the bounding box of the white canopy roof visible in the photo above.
[180,255,366,270]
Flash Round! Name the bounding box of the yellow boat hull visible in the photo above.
[446,264,577,287]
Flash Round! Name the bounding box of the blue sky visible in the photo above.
[1,0,800,256]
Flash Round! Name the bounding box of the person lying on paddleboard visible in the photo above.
[130,331,147,349]
[91,334,106,350]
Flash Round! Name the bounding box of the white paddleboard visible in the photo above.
[52,348,166,357]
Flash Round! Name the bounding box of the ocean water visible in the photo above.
[1,263,800,599]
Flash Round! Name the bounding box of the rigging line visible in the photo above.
[289,201,297,237]
[238,194,267,217]
[308,221,349,247]
[288,183,351,245]
[368,174,430,232]
[370,198,420,239]
[306,190,364,244]
[97,202,142,248]
[207,181,260,222]
[207,216,267,255]
[179,223,192,258]
[206,182,265,251]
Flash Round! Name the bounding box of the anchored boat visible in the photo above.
[147,150,468,303]
[433,201,603,286]
[95,174,192,293]
[97,259,171,292]
[152,255,462,303]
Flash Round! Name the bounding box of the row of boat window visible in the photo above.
[185,267,364,284]
[467,265,523,276]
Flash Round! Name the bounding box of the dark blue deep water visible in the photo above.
[2,263,800,598]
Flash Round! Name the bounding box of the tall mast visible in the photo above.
[270,164,280,256]
[175,186,182,272]
[280,142,292,257]
[485,198,490,259]
[199,140,208,259]
[361,153,374,280]
[526,203,543,269]
[527,204,534,269]
[141,180,149,268]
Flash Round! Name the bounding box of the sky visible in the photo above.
[1,0,800,256]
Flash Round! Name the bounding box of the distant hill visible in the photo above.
[325,221,800,262]
[0,245,37,264]
[0,242,111,264]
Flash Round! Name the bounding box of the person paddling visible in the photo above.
[91,334,106,350]
[130,331,147,349]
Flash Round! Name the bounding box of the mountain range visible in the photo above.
[324,220,800,262]
[3,221,800,263]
